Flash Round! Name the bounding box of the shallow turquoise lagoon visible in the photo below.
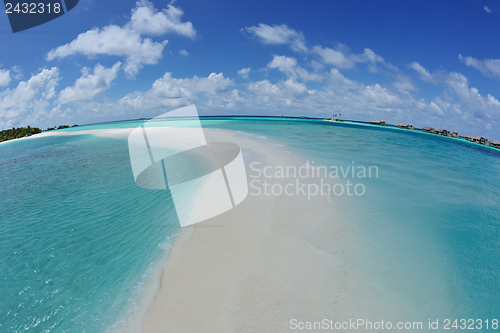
[1,118,499,331]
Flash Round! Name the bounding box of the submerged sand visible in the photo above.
[129,129,389,333]
[30,127,398,332]
[7,125,454,331]
[7,126,430,332]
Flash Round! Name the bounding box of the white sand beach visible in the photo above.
[128,129,391,333]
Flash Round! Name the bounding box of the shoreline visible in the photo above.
[126,128,391,332]
[2,116,499,153]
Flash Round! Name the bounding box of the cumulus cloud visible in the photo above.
[408,62,437,84]
[118,72,237,110]
[312,45,353,69]
[444,72,500,121]
[179,49,189,56]
[152,72,234,97]
[46,1,195,78]
[246,78,310,107]
[267,55,297,76]
[5,19,500,140]
[326,68,362,91]
[244,23,385,73]
[10,66,23,80]
[58,62,121,104]
[0,68,60,128]
[484,6,492,13]
[0,69,11,87]
[459,54,500,79]
[244,24,307,52]
[267,55,323,82]
[243,69,427,123]
[354,48,385,64]
[130,1,196,38]
[237,67,251,79]
[392,74,417,92]
[312,45,384,70]
[245,53,500,138]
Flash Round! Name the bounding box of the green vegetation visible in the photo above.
[45,125,73,131]
[0,126,42,143]
[0,124,78,143]
[325,113,344,122]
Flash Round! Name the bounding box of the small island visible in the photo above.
[0,125,78,143]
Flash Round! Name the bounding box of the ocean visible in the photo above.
[1,118,499,332]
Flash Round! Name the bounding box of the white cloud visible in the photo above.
[243,71,427,122]
[244,23,385,73]
[392,74,417,92]
[0,69,11,87]
[281,78,309,97]
[179,49,189,56]
[246,78,311,107]
[353,48,385,64]
[267,55,297,76]
[237,67,251,79]
[6,22,500,141]
[326,68,362,91]
[312,45,384,70]
[459,54,500,79]
[408,62,437,83]
[10,66,23,80]
[445,72,500,121]
[118,72,237,111]
[294,67,323,82]
[46,1,195,78]
[58,62,121,104]
[244,24,307,52]
[152,72,234,97]
[130,1,196,38]
[46,25,165,78]
[484,6,492,13]
[429,101,444,116]
[312,45,353,69]
[0,68,60,128]
[267,55,323,82]
[309,60,325,70]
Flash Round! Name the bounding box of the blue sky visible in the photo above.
[1,0,500,139]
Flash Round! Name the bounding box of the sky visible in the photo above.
[1,0,500,139]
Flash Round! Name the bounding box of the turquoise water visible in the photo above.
[0,134,181,332]
[1,118,500,331]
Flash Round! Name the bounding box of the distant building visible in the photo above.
[398,124,415,130]
[422,127,460,138]
[465,135,488,144]
[436,129,447,136]
[369,120,387,126]
[486,140,500,149]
